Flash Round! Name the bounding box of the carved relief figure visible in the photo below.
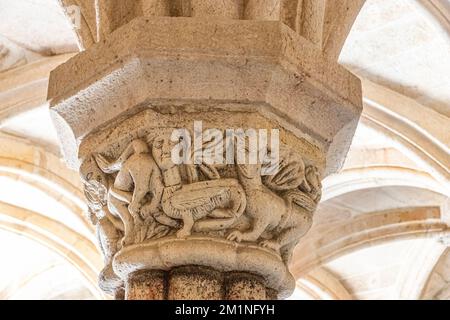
[95,139,175,245]
[80,157,123,293]
[227,161,291,243]
[150,134,247,238]
[300,166,322,203]
[278,166,321,263]
[227,147,320,263]
[82,129,321,266]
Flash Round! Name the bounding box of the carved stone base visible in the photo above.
[124,266,277,300]
[113,237,294,299]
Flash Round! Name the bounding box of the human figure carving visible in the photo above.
[151,134,247,239]
[80,157,124,293]
[95,139,177,245]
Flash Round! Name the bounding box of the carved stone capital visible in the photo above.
[78,112,323,298]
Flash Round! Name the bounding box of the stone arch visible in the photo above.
[420,248,450,300]
[297,267,353,300]
[361,79,450,186]
[322,166,448,202]
[0,134,93,233]
[0,134,103,298]
[0,201,104,299]
[292,205,448,277]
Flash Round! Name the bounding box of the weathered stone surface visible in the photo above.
[114,287,125,300]
[113,238,295,298]
[122,266,276,300]
[126,270,166,300]
[168,266,223,300]
[59,0,365,60]
[48,17,361,174]
[226,272,267,300]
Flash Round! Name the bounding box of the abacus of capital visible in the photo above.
[48,0,363,300]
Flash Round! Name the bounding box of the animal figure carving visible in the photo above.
[151,134,247,238]
[227,151,320,263]
[86,131,318,264]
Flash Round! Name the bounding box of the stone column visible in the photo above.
[225,273,269,300]
[125,270,166,300]
[123,267,275,300]
[50,0,362,300]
